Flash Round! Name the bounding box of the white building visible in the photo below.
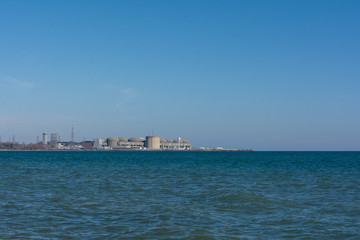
[42,133,48,145]
[93,138,107,149]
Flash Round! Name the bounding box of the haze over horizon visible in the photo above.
[1,0,359,151]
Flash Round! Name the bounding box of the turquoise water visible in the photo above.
[0,151,359,239]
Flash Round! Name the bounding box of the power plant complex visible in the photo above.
[37,126,191,150]
[1,132,251,151]
[1,125,251,151]
[93,136,191,150]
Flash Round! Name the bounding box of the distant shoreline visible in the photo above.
[0,149,253,152]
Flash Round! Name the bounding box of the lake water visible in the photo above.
[0,151,359,239]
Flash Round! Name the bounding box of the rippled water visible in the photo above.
[0,151,359,239]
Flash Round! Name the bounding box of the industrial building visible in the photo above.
[50,133,58,146]
[42,133,48,145]
[160,138,191,150]
[93,136,191,150]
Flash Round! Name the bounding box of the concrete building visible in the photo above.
[160,138,191,150]
[105,137,145,149]
[42,133,48,145]
[95,136,191,150]
[119,137,145,149]
[93,138,107,149]
[107,137,118,147]
[145,136,160,150]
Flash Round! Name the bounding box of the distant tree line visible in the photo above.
[0,142,48,150]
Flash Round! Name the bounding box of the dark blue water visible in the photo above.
[0,151,359,239]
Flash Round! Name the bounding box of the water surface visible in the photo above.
[0,151,359,239]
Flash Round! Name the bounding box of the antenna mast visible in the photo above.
[71,124,75,143]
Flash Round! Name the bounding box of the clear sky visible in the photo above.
[0,0,359,150]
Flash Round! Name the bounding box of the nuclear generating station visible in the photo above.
[93,136,191,150]
[37,125,191,150]
[2,127,249,151]
[3,124,250,151]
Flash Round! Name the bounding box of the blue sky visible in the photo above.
[0,0,359,150]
